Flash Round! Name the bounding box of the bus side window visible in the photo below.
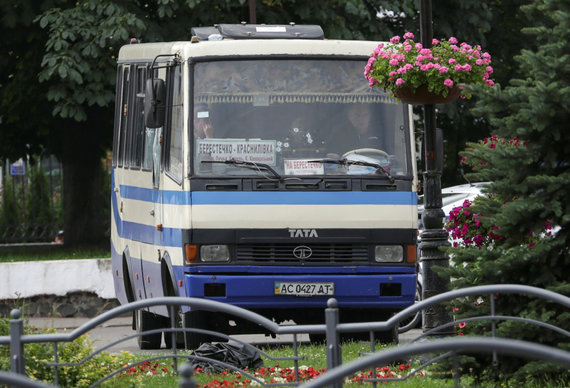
[131,66,147,168]
[112,65,124,167]
[116,65,131,167]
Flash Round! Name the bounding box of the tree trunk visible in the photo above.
[61,122,107,246]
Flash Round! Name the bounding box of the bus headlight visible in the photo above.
[200,245,230,262]
[374,245,403,262]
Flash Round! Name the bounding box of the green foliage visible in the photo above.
[444,0,570,384]
[36,1,146,122]
[0,316,143,387]
[25,160,55,227]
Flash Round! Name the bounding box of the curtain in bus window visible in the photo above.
[143,128,155,170]
[152,127,162,188]
[168,66,183,181]
[132,67,147,167]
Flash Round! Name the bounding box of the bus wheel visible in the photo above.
[164,310,186,349]
[135,309,162,349]
[398,282,422,334]
[182,311,210,350]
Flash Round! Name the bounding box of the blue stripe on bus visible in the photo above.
[112,173,417,248]
[119,184,417,206]
[112,174,183,247]
[192,191,416,205]
[120,185,192,205]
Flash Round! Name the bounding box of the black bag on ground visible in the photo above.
[190,342,264,373]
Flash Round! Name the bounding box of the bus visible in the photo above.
[111,24,418,349]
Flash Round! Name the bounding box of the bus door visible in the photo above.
[140,66,166,303]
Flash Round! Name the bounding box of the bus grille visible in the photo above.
[235,244,369,264]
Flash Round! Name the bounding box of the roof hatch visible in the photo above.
[191,23,324,41]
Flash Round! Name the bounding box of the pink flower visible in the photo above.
[448,58,457,65]
[389,59,399,66]
[449,37,458,44]
[444,78,454,87]
[439,66,449,73]
[403,32,415,40]
[486,66,494,73]
[395,78,405,86]
[458,322,466,329]
[485,79,495,86]
[390,35,401,44]
[432,38,440,45]
[404,44,413,51]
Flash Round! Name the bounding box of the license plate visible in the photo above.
[274,282,334,296]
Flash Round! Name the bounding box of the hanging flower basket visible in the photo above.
[393,85,462,105]
[364,32,495,103]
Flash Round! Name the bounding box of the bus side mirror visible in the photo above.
[144,78,166,128]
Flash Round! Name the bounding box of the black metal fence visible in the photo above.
[1,284,569,387]
[0,223,61,244]
[1,156,63,244]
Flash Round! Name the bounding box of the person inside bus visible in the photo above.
[344,103,382,150]
[328,103,382,157]
[194,104,215,139]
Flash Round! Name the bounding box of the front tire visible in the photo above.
[398,282,422,334]
[135,309,163,349]
[182,311,211,350]
[163,310,186,349]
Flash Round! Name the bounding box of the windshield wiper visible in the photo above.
[307,158,395,183]
[202,159,282,181]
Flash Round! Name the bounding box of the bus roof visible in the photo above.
[118,24,385,63]
[118,38,383,62]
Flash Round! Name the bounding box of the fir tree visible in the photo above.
[0,175,21,242]
[444,0,570,385]
[25,160,56,241]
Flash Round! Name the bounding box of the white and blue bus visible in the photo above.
[111,24,418,349]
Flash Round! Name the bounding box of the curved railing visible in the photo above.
[1,284,568,387]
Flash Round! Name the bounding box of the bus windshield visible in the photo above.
[192,59,411,178]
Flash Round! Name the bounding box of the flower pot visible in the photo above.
[393,86,461,105]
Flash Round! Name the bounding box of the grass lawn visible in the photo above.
[99,341,461,387]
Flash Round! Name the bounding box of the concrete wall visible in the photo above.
[0,259,117,318]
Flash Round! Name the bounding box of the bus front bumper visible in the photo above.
[183,272,416,309]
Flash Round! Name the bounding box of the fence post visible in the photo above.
[325,298,342,373]
[9,309,26,375]
[179,362,196,388]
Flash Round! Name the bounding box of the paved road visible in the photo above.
[28,317,422,354]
